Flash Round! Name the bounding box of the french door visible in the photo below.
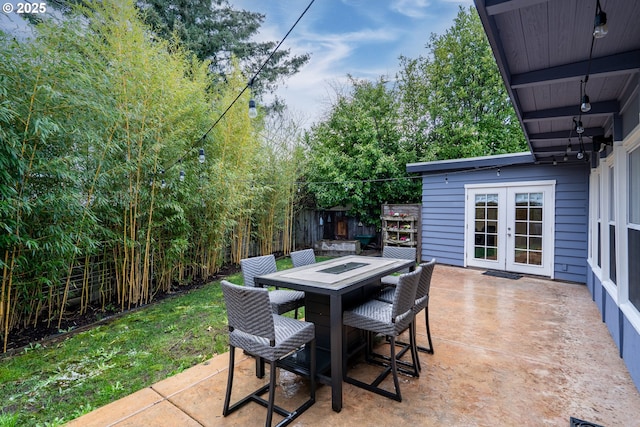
[465,181,555,277]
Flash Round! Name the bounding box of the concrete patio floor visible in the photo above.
[66,265,640,426]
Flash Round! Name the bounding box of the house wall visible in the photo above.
[420,162,590,283]
[586,81,640,395]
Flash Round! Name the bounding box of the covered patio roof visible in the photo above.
[474,0,640,164]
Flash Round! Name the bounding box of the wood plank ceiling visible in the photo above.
[474,0,640,163]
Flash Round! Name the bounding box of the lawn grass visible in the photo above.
[0,256,316,426]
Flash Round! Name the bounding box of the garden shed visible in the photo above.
[407,152,589,284]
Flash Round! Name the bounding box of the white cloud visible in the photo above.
[390,0,432,18]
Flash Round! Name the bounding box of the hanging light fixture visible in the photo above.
[580,94,591,113]
[574,118,585,134]
[199,148,205,164]
[563,153,569,162]
[247,77,258,119]
[593,0,608,39]
[552,156,557,166]
[248,98,258,118]
[566,140,572,153]
[577,135,585,160]
[179,170,185,182]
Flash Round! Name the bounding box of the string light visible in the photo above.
[199,148,205,164]
[248,98,258,119]
[593,0,608,39]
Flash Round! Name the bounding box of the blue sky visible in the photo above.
[233,0,474,126]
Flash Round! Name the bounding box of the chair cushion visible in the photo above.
[380,274,400,286]
[377,288,394,304]
[343,299,413,336]
[268,289,305,315]
[229,314,315,361]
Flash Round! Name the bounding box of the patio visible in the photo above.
[67,264,640,426]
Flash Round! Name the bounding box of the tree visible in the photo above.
[136,0,310,97]
[396,6,526,160]
[303,77,421,227]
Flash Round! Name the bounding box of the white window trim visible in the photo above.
[599,158,617,300]
[620,124,640,330]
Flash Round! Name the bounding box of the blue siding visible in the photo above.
[604,292,621,348]
[622,315,640,392]
[419,162,589,283]
[591,264,640,395]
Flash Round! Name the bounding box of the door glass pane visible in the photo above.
[530,193,543,206]
[529,222,542,236]
[529,237,542,250]
[474,193,499,261]
[514,250,527,263]
[513,192,544,266]
[529,251,542,265]
[530,208,542,221]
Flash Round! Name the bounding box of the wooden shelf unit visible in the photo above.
[381,215,418,247]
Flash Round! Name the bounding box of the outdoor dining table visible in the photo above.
[255,254,415,413]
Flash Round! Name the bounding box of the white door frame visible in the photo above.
[464,180,556,278]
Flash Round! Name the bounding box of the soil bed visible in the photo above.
[2,264,239,356]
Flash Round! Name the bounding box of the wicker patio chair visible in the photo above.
[221,280,316,427]
[380,246,417,287]
[378,258,437,365]
[290,249,316,268]
[342,267,421,402]
[240,254,305,318]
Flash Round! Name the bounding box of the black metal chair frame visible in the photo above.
[221,280,316,427]
[342,267,421,402]
[375,259,437,373]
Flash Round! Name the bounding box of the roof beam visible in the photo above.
[484,0,549,16]
[511,50,640,88]
[522,100,620,122]
[531,145,572,154]
[529,127,604,141]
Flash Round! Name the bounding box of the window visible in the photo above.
[596,173,602,268]
[609,166,616,284]
[629,147,640,310]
